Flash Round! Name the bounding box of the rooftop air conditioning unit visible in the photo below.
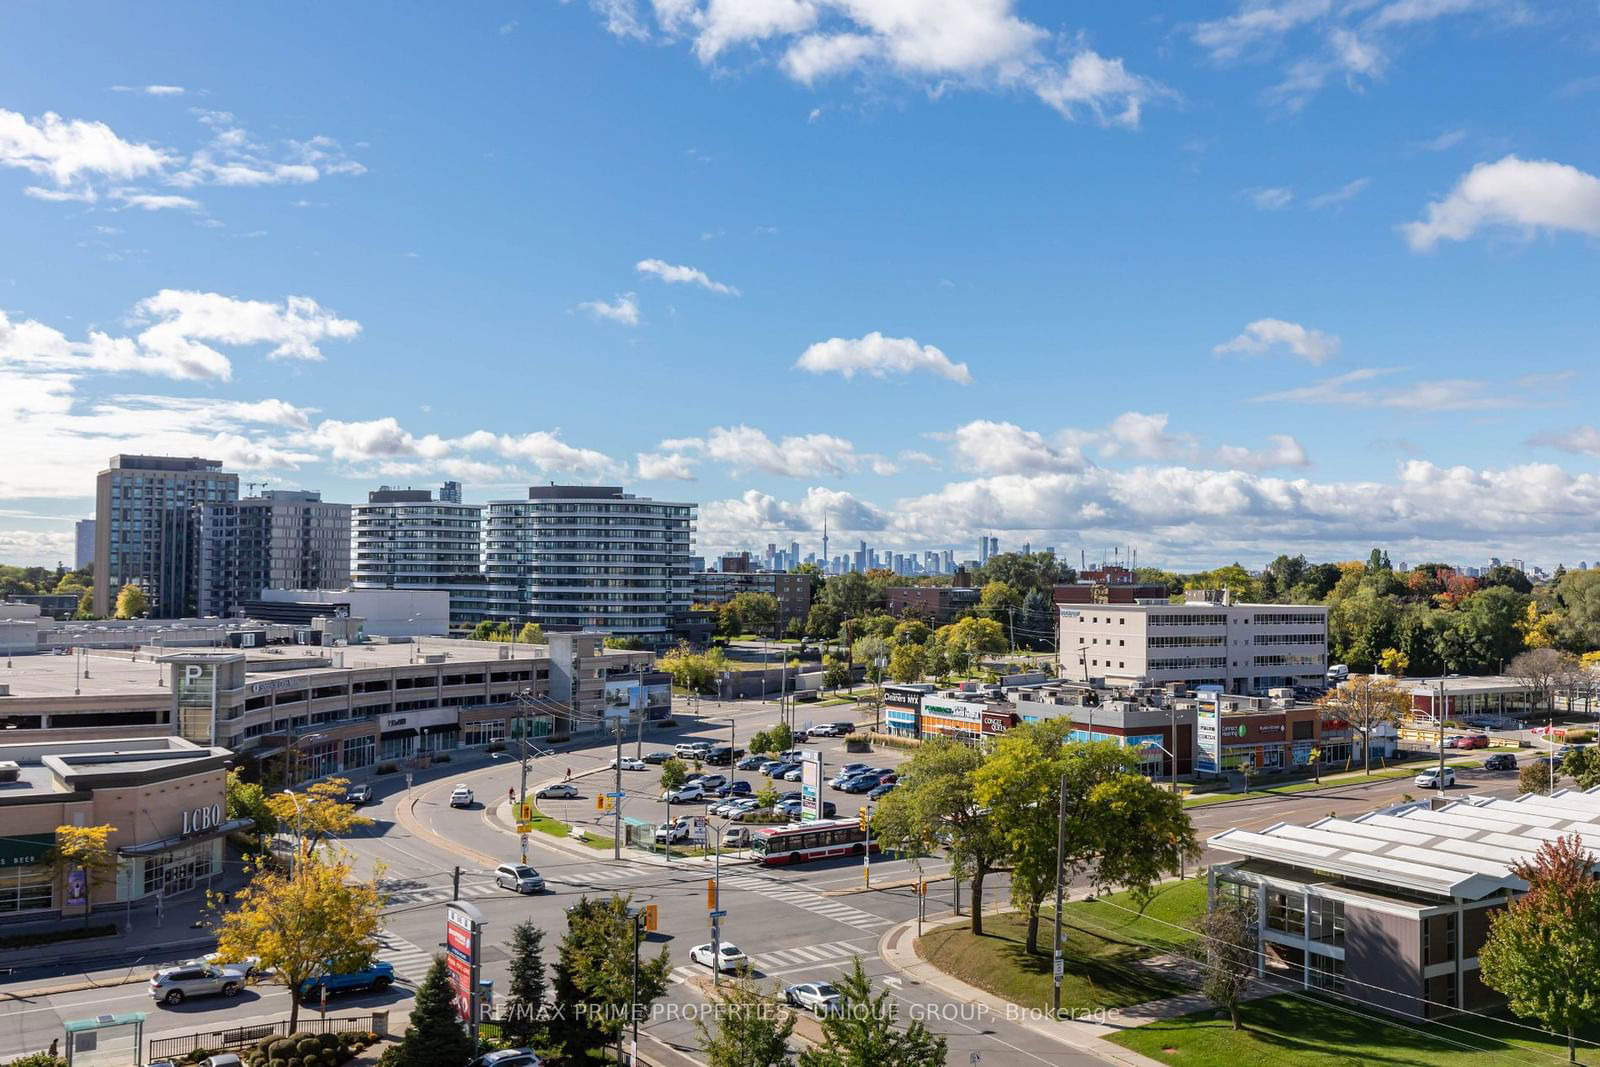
[0,761,19,783]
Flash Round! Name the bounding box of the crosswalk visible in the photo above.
[374,929,438,984]
[381,865,641,906]
[717,873,896,934]
[668,939,872,985]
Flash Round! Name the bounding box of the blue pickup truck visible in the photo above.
[298,960,395,1001]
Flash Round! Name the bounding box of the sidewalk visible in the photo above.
[876,911,1292,1067]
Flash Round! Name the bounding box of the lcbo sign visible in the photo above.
[182,803,224,836]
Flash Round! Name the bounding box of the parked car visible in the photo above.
[297,961,395,1001]
[808,723,840,737]
[820,801,837,818]
[757,760,786,776]
[1462,734,1490,749]
[611,756,646,771]
[713,780,754,799]
[776,799,803,817]
[768,763,800,779]
[655,819,692,844]
[784,981,843,1015]
[200,952,262,978]
[779,749,805,762]
[830,721,856,735]
[196,1057,244,1067]
[713,797,757,817]
[1442,736,1463,749]
[468,1051,542,1067]
[536,782,579,799]
[150,962,248,1005]
[867,781,897,800]
[735,755,767,771]
[1484,753,1518,771]
[830,764,870,787]
[676,742,713,759]
[690,942,749,973]
[705,746,744,765]
[838,774,882,793]
[723,825,752,848]
[696,774,728,791]
[643,751,674,765]
[782,766,805,782]
[664,783,706,803]
[468,1050,543,1067]
[343,783,373,806]
[495,863,546,893]
[1414,767,1456,790]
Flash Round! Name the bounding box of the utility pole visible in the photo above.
[629,907,643,1066]
[636,663,645,758]
[1050,770,1067,1019]
[614,723,624,860]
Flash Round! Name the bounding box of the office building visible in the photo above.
[197,490,351,618]
[74,519,95,570]
[1207,790,1600,1018]
[481,485,695,647]
[94,455,239,618]
[1058,590,1328,695]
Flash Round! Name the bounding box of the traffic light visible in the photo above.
[645,903,658,932]
[706,878,718,911]
[596,794,611,812]
[518,801,533,821]
[858,807,869,832]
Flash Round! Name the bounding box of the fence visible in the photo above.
[146,1012,381,1061]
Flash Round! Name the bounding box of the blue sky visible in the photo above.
[3,0,1600,571]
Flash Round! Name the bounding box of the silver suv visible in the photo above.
[149,962,248,1006]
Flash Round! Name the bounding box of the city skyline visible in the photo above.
[4,3,1600,570]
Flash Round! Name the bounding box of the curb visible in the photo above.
[819,874,951,898]
[1182,759,1488,809]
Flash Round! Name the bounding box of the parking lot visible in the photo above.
[530,726,916,849]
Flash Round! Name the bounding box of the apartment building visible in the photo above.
[481,485,696,648]
[197,490,352,617]
[351,485,484,627]
[94,455,240,617]
[1058,591,1327,695]
[689,569,815,630]
[74,519,95,570]
[1207,790,1600,1018]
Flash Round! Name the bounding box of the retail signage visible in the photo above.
[689,816,708,844]
[922,700,981,722]
[1196,705,1220,774]
[980,713,1013,735]
[249,677,302,696]
[444,901,488,1025]
[800,749,822,822]
[181,804,224,836]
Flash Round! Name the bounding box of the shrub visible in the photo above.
[297,1038,322,1057]
[319,1033,340,1050]
[376,761,398,775]
[3,1054,69,1067]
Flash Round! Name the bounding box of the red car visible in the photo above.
[1463,734,1490,749]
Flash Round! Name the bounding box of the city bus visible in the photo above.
[749,818,880,865]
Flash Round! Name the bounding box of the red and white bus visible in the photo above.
[749,818,880,865]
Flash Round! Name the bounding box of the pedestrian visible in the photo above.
[48,1040,58,1057]
[565,766,572,781]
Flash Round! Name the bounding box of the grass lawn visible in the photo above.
[1183,759,1485,808]
[1109,992,1600,1066]
[917,879,1206,1014]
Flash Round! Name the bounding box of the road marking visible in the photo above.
[717,873,895,933]
[374,930,437,983]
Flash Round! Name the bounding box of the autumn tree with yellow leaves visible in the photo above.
[264,777,371,860]
[45,824,119,928]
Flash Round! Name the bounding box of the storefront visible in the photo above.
[918,697,985,745]
[882,685,931,739]
[0,833,57,917]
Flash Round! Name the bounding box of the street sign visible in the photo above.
[405,772,414,788]
[516,821,533,834]
[708,909,727,918]
[519,833,529,847]
[1053,956,1064,978]
[606,791,626,798]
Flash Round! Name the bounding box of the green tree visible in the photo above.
[1316,677,1411,775]
[395,956,474,1067]
[1017,588,1054,651]
[821,572,880,620]
[873,738,1006,935]
[857,612,897,638]
[1565,747,1600,790]
[806,601,843,640]
[548,895,671,1061]
[224,769,278,838]
[660,758,688,793]
[823,656,850,691]
[977,552,1068,600]
[264,777,372,856]
[891,619,930,646]
[1481,563,1535,596]
[113,582,147,619]
[748,730,773,756]
[730,592,779,634]
[755,784,781,811]
[500,919,549,1049]
[1192,896,1257,1031]
[1480,835,1600,1062]
[1520,761,1556,796]
[974,729,1198,954]
[853,635,890,681]
[797,957,946,1067]
[769,721,794,754]
[1444,585,1527,672]
[44,824,118,928]
[888,643,927,684]
[695,976,797,1067]
[979,580,1022,636]
[1509,648,1578,714]
[514,621,546,643]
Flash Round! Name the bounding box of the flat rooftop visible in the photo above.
[0,650,168,699]
[1210,788,1600,900]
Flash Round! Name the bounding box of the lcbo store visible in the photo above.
[0,737,239,923]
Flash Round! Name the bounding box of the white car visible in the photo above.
[1415,767,1456,789]
[611,757,647,771]
[536,782,579,800]
[784,981,843,1014]
[200,952,262,978]
[690,942,749,973]
[722,825,752,849]
[664,783,705,803]
[450,784,474,808]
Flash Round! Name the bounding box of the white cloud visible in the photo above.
[110,85,186,96]
[1416,128,1465,151]
[682,425,859,478]
[795,331,971,384]
[0,291,359,382]
[635,258,740,295]
[1192,0,1331,63]
[1076,412,1311,471]
[0,528,75,563]
[312,418,451,461]
[1308,177,1370,209]
[1250,367,1532,410]
[1214,318,1340,364]
[0,108,171,201]
[946,420,1084,475]
[1529,426,1600,456]
[700,486,888,541]
[476,431,623,477]
[221,398,315,428]
[112,189,201,211]
[1401,155,1600,251]
[898,449,938,468]
[635,451,697,480]
[598,1,1168,129]
[578,293,641,326]
[1247,186,1294,210]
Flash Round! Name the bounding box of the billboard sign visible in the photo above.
[445,902,488,1025]
[800,748,822,821]
[1196,705,1220,774]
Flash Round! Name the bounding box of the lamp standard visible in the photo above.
[280,789,305,877]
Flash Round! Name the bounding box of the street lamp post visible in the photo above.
[281,789,305,877]
[1050,768,1067,1019]
[705,821,727,988]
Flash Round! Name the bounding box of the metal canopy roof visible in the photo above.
[1208,788,1600,901]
